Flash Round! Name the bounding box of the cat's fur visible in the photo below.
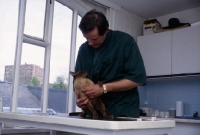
[70,70,113,119]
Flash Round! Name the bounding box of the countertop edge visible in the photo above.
[174,118,200,123]
[140,117,200,124]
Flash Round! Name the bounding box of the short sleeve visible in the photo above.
[124,38,146,84]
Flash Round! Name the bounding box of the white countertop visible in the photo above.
[140,116,200,124]
[0,112,175,130]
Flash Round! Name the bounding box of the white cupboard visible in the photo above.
[137,25,200,77]
[172,25,200,74]
[137,31,171,76]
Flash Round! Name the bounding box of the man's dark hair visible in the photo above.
[79,9,109,36]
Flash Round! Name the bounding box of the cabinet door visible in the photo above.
[172,25,200,74]
[137,31,172,76]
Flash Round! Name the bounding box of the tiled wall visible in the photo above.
[138,76,200,116]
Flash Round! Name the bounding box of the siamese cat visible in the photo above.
[70,70,113,119]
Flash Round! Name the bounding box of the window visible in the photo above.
[24,0,46,38]
[20,43,44,86]
[0,0,19,110]
[49,1,73,113]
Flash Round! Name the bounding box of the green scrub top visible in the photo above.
[75,30,146,118]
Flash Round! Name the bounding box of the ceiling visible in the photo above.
[109,0,200,19]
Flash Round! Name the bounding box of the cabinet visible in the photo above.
[172,25,200,74]
[137,31,172,76]
[137,25,200,77]
[172,122,200,135]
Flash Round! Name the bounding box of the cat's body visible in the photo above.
[70,71,113,119]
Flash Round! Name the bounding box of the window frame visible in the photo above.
[11,0,55,113]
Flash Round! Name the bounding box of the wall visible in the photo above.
[157,7,200,27]
[172,122,200,135]
[112,6,200,39]
[111,6,200,39]
[81,0,107,14]
[82,1,146,39]
[138,76,200,116]
[113,8,145,39]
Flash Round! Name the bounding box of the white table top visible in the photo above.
[0,112,175,130]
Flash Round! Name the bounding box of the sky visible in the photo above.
[0,0,85,83]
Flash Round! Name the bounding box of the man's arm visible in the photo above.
[105,79,141,92]
[81,79,142,98]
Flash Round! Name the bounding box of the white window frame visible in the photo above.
[11,0,55,113]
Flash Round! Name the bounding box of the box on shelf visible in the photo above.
[143,19,161,35]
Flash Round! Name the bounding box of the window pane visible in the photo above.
[18,43,45,111]
[75,15,86,60]
[49,1,72,113]
[0,0,19,111]
[24,0,46,38]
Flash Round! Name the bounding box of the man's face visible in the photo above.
[83,27,108,48]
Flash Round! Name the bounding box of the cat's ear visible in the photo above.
[69,71,75,76]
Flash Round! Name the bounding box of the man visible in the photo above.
[75,9,146,118]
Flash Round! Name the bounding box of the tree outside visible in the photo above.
[51,75,67,90]
[31,76,41,86]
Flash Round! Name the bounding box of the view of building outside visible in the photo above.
[4,63,43,86]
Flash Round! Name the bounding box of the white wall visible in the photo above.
[157,7,200,27]
[110,6,200,39]
[110,5,200,38]
[81,0,107,15]
[113,8,145,39]
[78,1,146,40]
[79,1,200,39]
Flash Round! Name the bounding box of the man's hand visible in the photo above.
[81,84,103,98]
[76,91,89,109]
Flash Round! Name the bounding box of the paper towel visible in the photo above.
[176,101,184,116]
